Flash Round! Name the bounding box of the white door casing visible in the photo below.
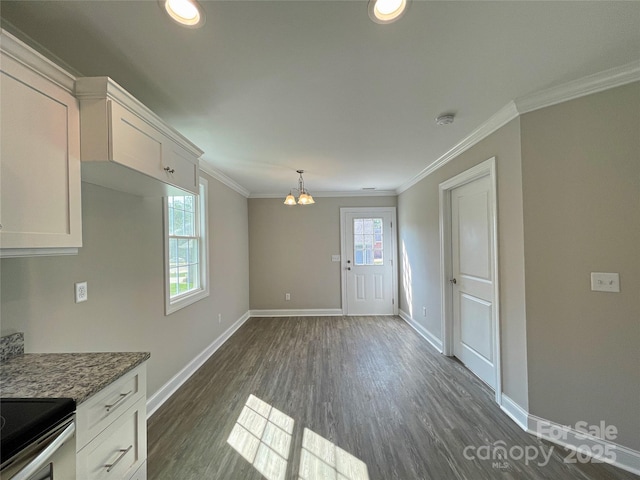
[439,158,501,403]
[340,207,398,316]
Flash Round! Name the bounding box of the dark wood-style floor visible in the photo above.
[147,316,636,479]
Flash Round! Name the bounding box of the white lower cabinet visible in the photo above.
[76,398,146,480]
[76,363,147,480]
[128,461,147,480]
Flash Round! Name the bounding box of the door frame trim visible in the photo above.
[340,207,398,316]
[438,157,501,404]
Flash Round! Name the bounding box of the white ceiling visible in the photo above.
[2,1,639,196]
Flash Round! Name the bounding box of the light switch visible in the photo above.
[590,272,620,293]
[332,255,341,262]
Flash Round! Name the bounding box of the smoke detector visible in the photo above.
[435,114,455,126]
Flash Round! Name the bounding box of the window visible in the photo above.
[353,217,384,266]
[164,177,209,314]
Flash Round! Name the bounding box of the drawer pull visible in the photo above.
[164,166,175,174]
[105,390,133,412]
[105,445,133,473]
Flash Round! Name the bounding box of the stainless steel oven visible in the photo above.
[0,399,76,480]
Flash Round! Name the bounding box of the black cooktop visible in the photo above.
[0,398,75,465]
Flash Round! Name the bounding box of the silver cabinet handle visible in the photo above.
[12,421,75,480]
[164,166,175,174]
[105,390,133,412]
[105,445,132,472]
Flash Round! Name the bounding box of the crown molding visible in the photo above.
[0,28,77,93]
[515,60,640,114]
[75,76,204,158]
[249,190,398,199]
[397,60,640,195]
[396,102,519,194]
[199,162,251,198]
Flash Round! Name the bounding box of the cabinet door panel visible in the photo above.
[164,143,199,194]
[0,53,81,249]
[110,101,164,179]
[108,101,198,195]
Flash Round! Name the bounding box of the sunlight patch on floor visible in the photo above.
[228,394,369,480]
[227,394,294,480]
[299,428,369,480]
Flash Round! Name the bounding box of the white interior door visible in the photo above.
[451,175,497,389]
[341,208,397,316]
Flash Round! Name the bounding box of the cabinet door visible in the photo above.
[0,53,82,252]
[109,101,198,195]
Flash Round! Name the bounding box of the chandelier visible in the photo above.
[284,170,315,206]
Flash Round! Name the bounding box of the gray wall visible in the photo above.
[0,172,250,396]
[397,82,640,452]
[248,196,397,310]
[397,118,529,408]
[521,82,640,450]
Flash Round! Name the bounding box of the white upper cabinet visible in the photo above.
[0,30,82,257]
[75,77,203,197]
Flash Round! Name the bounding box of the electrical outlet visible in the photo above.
[422,306,427,317]
[218,313,222,323]
[285,293,291,301]
[75,282,88,303]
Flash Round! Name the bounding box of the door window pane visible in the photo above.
[353,217,383,266]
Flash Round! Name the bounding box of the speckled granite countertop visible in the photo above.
[0,352,150,405]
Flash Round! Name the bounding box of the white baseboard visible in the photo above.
[500,394,529,431]
[527,414,640,476]
[399,305,640,475]
[146,310,251,417]
[498,394,640,476]
[398,309,443,352]
[249,308,343,317]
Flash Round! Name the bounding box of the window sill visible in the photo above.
[165,288,210,315]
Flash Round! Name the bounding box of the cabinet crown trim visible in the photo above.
[0,29,76,93]
[75,76,203,159]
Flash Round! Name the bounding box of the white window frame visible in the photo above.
[164,177,210,315]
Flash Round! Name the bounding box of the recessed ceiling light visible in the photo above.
[368,0,408,24]
[163,0,205,28]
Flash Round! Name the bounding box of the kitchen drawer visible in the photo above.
[76,364,146,450]
[77,397,146,480]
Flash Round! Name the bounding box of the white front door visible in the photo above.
[341,208,397,316]
[451,175,497,389]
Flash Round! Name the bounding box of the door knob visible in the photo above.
[449,278,457,285]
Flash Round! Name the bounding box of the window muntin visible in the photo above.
[165,178,209,314]
[168,194,200,298]
[353,217,383,266]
